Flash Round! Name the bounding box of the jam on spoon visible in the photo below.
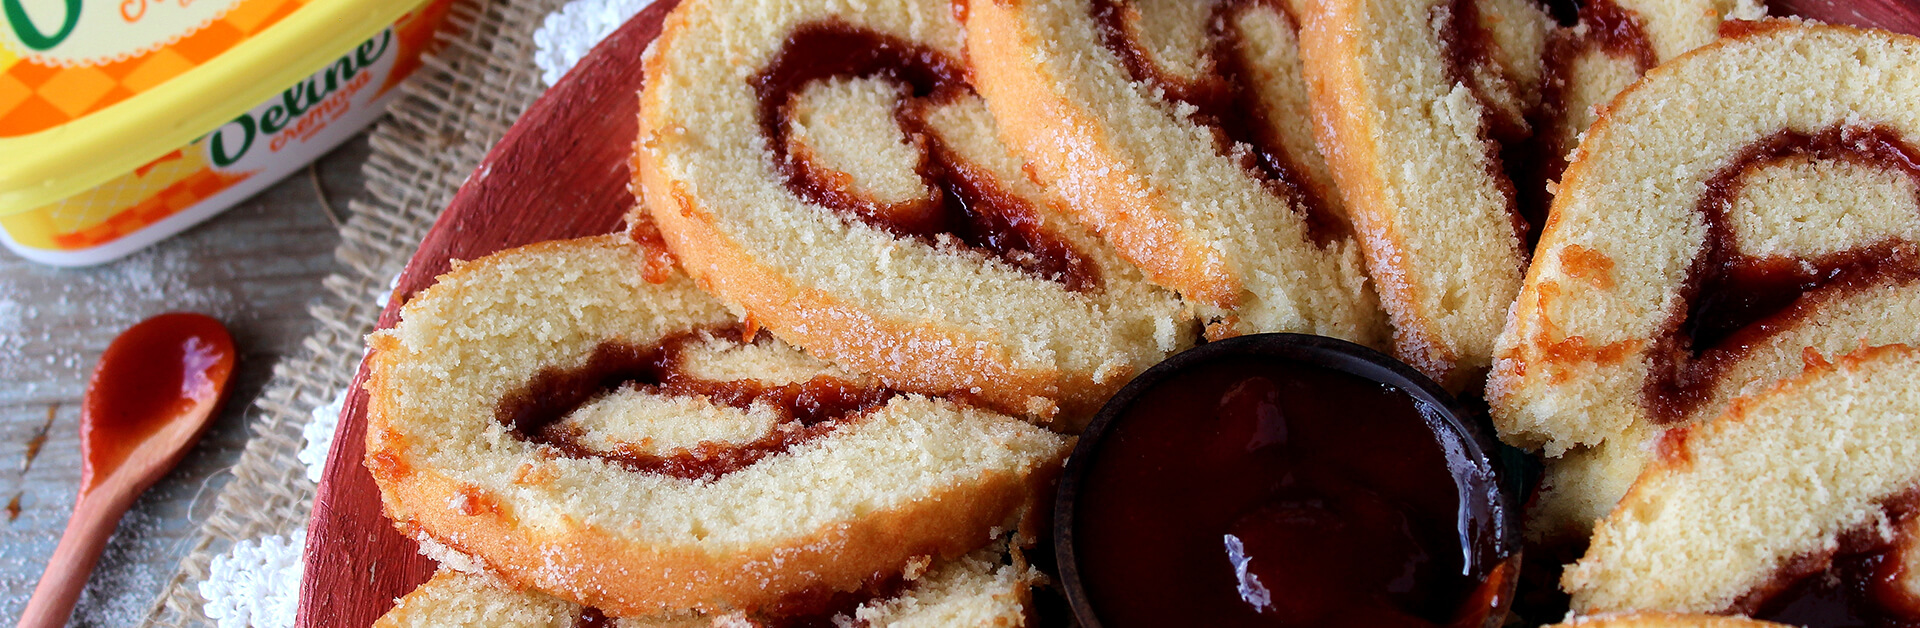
[18,313,235,628]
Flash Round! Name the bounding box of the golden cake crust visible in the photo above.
[1492,21,1920,450]
[1297,0,1553,388]
[1548,612,1787,628]
[1564,343,1920,615]
[365,235,1069,617]
[374,569,586,628]
[961,0,1386,345]
[1487,21,1920,540]
[377,544,1041,628]
[1532,0,1764,200]
[374,569,711,628]
[637,181,1069,420]
[634,0,1194,428]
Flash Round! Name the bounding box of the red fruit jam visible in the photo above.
[1072,356,1504,628]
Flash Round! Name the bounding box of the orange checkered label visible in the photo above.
[0,0,309,137]
[0,0,449,256]
[44,148,249,250]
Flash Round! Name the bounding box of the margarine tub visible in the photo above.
[0,0,451,266]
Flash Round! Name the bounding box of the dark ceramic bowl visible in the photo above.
[1053,333,1521,628]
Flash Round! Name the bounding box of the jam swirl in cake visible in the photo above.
[1644,125,1920,423]
[499,327,898,479]
[1435,0,1539,257]
[1088,0,1349,247]
[1524,0,1659,247]
[752,23,1101,292]
[1742,491,1920,627]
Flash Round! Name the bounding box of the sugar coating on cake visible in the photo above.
[847,548,1043,626]
[375,545,1039,627]
[1549,612,1788,628]
[1295,0,1553,387]
[1524,282,1920,541]
[365,235,1070,617]
[1564,344,1920,615]
[1487,23,1920,540]
[961,0,1387,345]
[634,0,1194,427]
[374,569,588,628]
[1537,0,1764,183]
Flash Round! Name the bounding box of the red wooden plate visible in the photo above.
[295,2,677,626]
[294,1,1918,625]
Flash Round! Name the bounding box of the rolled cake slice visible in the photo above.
[375,544,1043,627]
[1547,613,1788,628]
[376,570,574,628]
[633,0,1194,427]
[1294,0,1555,386]
[960,0,1385,346]
[1564,344,1920,620]
[1528,0,1766,224]
[365,235,1070,617]
[1486,22,1920,539]
[373,569,667,628]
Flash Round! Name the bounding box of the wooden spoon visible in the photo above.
[16,313,235,628]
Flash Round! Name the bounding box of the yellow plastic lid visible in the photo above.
[0,0,430,215]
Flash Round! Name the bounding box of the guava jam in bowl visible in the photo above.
[1056,333,1519,628]
[0,0,450,266]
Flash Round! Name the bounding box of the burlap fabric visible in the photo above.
[142,0,563,623]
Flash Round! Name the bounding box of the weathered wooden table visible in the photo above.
[0,135,371,626]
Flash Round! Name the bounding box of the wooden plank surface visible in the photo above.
[0,137,371,626]
[296,3,678,626]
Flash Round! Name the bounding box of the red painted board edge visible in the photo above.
[295,2,678,626]
[1771,0,1920,36]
